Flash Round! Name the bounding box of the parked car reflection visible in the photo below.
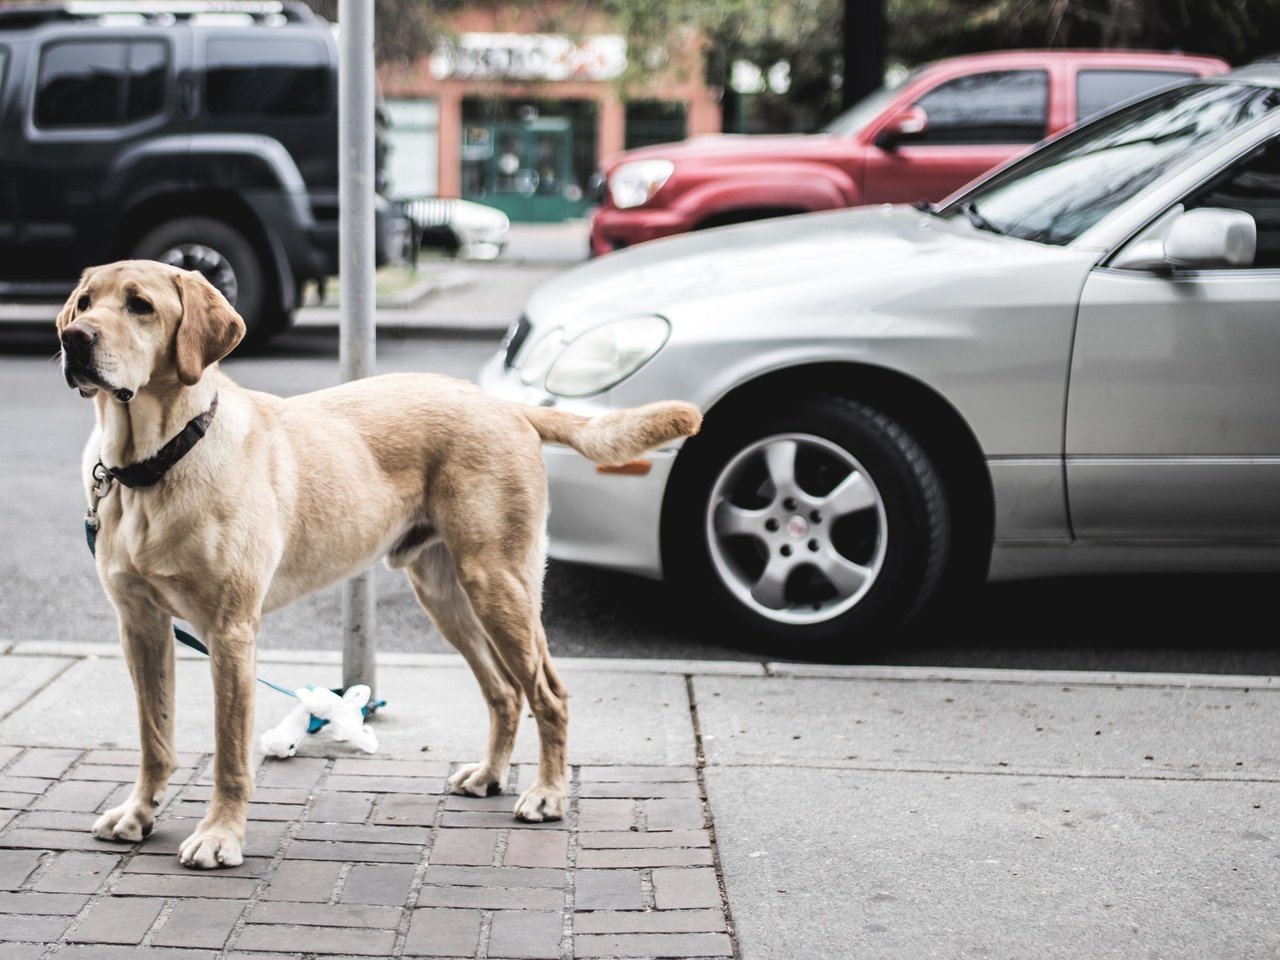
[398,196,510,261]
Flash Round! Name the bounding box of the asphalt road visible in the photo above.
[4,252,1279,676]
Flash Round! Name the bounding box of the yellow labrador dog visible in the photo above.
[56,260,700,869]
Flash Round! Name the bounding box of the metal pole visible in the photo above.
[843,0,886,109]
[338,0,377,698]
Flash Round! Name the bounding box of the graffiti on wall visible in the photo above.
[430,33,627,82]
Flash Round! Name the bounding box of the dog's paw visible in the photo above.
[178,822,244,869]
[448,762,505,798]
[513,783,566,823]
[92,802,155,843]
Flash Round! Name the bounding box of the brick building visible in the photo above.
[376,6,721,222]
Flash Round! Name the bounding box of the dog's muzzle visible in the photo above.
[59,323,105,399]
[60,320,97,363]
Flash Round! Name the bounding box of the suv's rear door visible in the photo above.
[197,27,337,189]
[0,42,14,266]
[861,67,1051,206]
[7,30,176,285]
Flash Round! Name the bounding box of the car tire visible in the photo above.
[663,397,950,653]
[132,217,272,347]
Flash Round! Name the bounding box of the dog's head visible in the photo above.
[56,260,246,402]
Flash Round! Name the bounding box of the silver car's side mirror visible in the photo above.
[1165,207,1256,267]
[1113,206,1257,271]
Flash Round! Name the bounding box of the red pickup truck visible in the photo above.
[589,49,1228,257]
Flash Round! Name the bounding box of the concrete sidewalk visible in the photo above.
[0,641,1276,958]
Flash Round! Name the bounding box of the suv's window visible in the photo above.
[907,70,1048,145]
[0,47,8,98]
[36,40,168,128]
[1186,136,1280,268]
[1077,69,1196,122]
[206,38,328,117]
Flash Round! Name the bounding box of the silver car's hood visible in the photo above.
[527,205,1097,335]
[518,203,1103,465]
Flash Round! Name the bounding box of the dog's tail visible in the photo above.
[522,401,702,467]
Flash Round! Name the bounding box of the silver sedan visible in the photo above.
[479,60,1280,649]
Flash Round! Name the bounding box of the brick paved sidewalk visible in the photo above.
[0,747,736,959]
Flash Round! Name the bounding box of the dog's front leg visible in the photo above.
[93,601,178,843]
[178,622,256,868]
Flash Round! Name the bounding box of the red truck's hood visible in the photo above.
[603,133,840,172]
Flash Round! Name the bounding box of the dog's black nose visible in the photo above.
[61,321,97,357]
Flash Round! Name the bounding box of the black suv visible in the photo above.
[0,0,397,343]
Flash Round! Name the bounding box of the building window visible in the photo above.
[385,99,439,198]
[625,101,686,150]
[460,98,597,219]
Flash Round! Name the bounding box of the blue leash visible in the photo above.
[83,513,386,725]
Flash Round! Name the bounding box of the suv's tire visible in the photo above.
[132,217,270,346]
[663,397,950,654]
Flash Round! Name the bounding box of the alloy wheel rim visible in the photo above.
[705,433,887,625]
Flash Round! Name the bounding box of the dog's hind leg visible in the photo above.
[451,555,568,824]
[406,543,524,798]
[92,598,178,843]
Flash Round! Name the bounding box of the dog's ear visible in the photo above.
[173,269,246,386]
[55,267,94,334]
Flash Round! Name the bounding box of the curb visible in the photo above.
[299,264,478,315]
[4,640,1275,690]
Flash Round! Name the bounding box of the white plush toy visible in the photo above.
[259,701,311,759]
[260,685,379,759]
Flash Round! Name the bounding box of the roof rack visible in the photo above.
[0,1,319,28]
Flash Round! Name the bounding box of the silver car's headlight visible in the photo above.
[544,316,670,397]
[609,159,674,209]
[518,327,566,385]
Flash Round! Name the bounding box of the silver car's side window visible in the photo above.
[1183,137,1280,269]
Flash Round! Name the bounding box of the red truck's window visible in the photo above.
[906,70,1048,145]
[1076,69,1196,122]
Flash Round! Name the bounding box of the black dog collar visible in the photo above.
[103,395,219,488]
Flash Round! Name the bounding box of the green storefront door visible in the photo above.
[463,119,586,223]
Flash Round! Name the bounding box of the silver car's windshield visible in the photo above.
[941,81,1280,245]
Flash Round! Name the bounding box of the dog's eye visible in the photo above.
[127,296,154,315]
[76,295,90,311]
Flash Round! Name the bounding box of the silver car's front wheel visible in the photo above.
[706,433,888,625]
[665,397,950,650]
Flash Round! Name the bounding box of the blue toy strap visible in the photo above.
[306,687,386,732]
